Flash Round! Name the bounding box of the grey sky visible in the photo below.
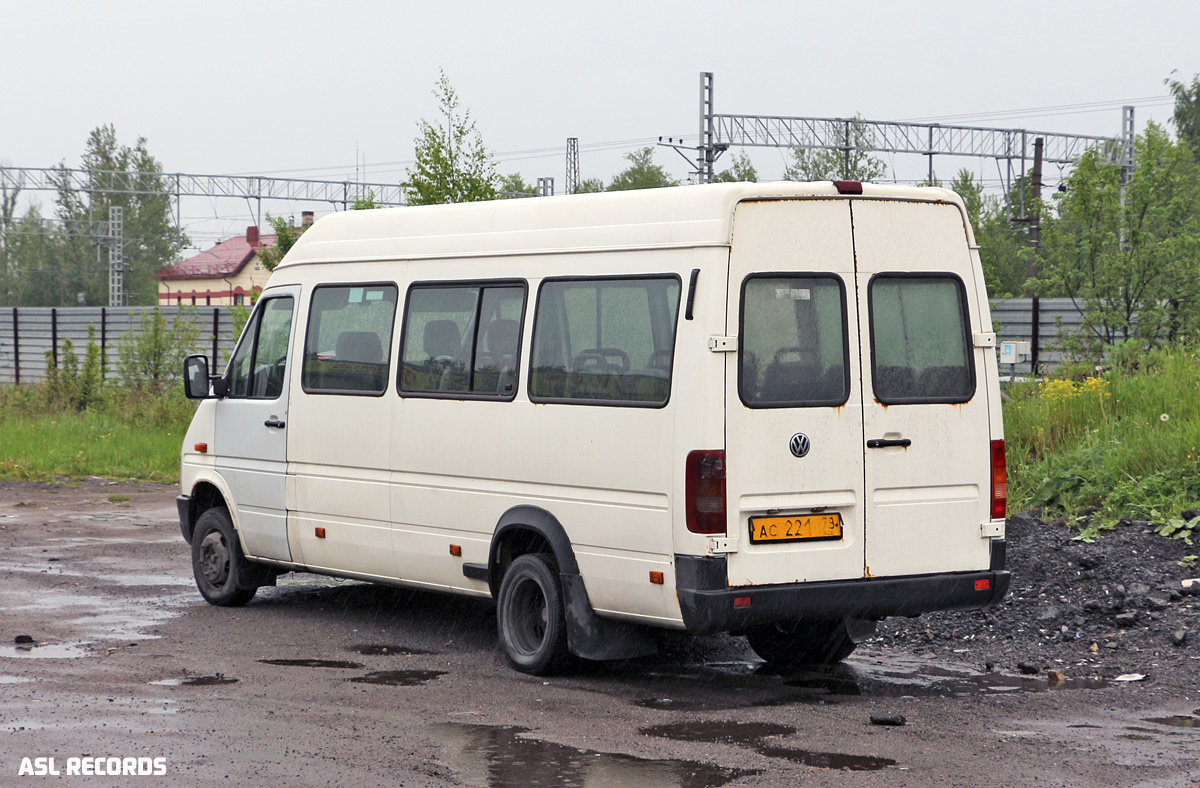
[3,0,1197,249]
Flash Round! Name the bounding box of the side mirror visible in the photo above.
[184,354,220,399]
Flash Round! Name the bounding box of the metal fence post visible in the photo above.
[50,307,58,369]
[100,306,107,380]
[12,308,19,385]
[211,308,220,368]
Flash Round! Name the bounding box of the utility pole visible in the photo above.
[1025,137,1043,374]
[565,138,579,195]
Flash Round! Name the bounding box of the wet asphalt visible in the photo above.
[1,480,1198,788]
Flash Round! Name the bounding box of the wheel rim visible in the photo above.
[506,575,548,656]
[198,530,231,587]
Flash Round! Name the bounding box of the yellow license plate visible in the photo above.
[749,513,843,544]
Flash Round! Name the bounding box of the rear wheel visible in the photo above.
[497,553,570,675]
[745,618,874,667]
[191,507,258,607]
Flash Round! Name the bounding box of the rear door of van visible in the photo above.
[724,197,993,588]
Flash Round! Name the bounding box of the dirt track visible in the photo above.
[1,479,1198,788]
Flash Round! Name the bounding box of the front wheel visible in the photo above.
[191,507,258,607]
[496,553,570,675]
[745,618,874,667]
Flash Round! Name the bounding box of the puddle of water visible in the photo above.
[1144,716,1200,729]
[639,721,795,746]
[755,745,896,771]
[349,670,446,686]
[781,659,1109,698]
[152,675,238,687]
[348,644,431,656]
[427,723,755,788]
[639,720,894,773]
[0,642,89,659]
[258,659,363,669]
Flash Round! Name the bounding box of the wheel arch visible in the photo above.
[179,479,231,544]
[487,505,579,597]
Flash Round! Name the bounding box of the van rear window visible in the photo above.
[739,275,849,408]
[529,276,680,407]
[868,274,974,403]
[301,284,398,395]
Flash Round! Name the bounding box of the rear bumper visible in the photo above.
[676,549,1010,635]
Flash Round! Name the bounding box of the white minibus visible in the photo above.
[178,181,1010,674]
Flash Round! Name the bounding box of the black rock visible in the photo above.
[14,635,34,644]
[1173,630,1189,646]
[1146,597,1169,611]
[1114,612,1139,627]
[1017,662,1040,675]
[1007,512,1043,531]
[1181,509,1200,522]
[870,714,907,726]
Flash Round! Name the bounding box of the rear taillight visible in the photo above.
[991,440,1007,520]
[686,449,726,534]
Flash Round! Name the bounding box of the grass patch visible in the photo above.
[0,384,194,483]
[107,494,131,503]
[1006,343,1200,535]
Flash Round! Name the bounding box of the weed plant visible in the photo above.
[0,379,195,482]
[1005,342,1200,537]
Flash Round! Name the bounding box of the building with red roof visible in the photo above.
[155,225,275,306]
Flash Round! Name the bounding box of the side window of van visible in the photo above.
[398,282,526,398]
[739,275,849,408]
[869,274,974,404]
[301,284,398,395]
[529,276,681,406]
[226,296,294,400]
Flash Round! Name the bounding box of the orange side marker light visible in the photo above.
[315,527,326,539]
[194,443,208,453]
[649,571,664,585]
[449,544,462,557]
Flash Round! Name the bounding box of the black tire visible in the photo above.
[496,553,570,675]
[745,618,868,667]
[191,507,258,607]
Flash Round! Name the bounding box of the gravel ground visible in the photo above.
[874,511,1200,686]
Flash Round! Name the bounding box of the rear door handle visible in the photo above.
[867,438,911,449]
[264,418,286,429]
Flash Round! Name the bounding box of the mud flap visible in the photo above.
[236,560,278,590]
[560,573,658,661]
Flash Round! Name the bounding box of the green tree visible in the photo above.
[712,151,759,183]
[1039,122,1200,347]
[117,306,200,394]
[352,189,382,211]
[498,173,536,197]
[784,116,887,182]
[404,71,497,205]
[52,125,188,306]
[950,169,1028,297]
[574,178,605,194]
[256,213,306,273]
[607,147,677,191]
[1167,71,1200,160]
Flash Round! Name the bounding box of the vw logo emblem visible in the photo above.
[789,433,811,458]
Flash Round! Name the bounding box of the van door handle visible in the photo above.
[264,418,286,429]
[867,438,910,449]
